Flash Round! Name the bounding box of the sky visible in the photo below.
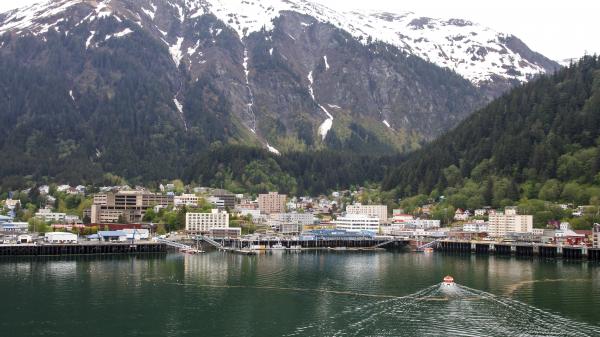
[0,0,597,61]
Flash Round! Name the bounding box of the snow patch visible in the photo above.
[85,31,95,49]
[169,37,184,67]
[105,28,133,41]
[383,120,391,128]
[308,71,334,140]
[242,47,257,133]
[324,55,329,70]
[141,7,155,20]
[269,48,273,56]
[266,143,280,155]
[187,40,200,56]
[69,90,75,101]
[173,97,187,130]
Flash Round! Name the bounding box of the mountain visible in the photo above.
[382,56,600,207]
[0,0,559,188]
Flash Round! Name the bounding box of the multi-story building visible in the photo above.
[35,208,66,222]
[91,190,173,223]
[211,189,236,209]
[258,192,286,214]
[185,209,229,234]
[392,210,414,224]
[334,214,380,233]
[593,224,600,248]
[406,219,441,229]
[174,194,199,207]
[488,207,533,237]
[346,203,388,223]
[268,212,315,227]
[463,221,488,232]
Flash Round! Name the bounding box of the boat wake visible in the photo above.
[286,282,600,337]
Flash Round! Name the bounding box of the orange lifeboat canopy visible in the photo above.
[443,275,454,284]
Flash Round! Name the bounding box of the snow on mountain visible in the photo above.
[0,0,557,87]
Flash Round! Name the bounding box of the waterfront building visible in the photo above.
[593,224,600,248]
[91,190,173,223]
[278,223,301,234]
[98,230,128,242]
[258,192,287,214]
[45,232,78,244]
[268,212,315,228]
[346,203,388,223]
[185,209,229,234]
[488,207,533,237]
[209,227,242,239]
[334,214,380,233]
[35,208,66,222]
[174,194,199,207]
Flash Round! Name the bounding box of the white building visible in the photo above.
[488,207,533,237]
[593,224,600,248]
[346,203,388,224]
[334,214,380,233]
[186,209,229,234]
[463,221,488,232]
[122,228,150,240]
[174,194,199,207]
[392,210,414,223]
[268,212,315,227]
[406,219,441,229]
[3,198,21,210]
[45,232,78,243]
[454,209,471,221]
[35,208,66,222]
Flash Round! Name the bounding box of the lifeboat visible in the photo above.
[443,275,455,286]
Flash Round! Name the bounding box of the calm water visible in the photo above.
[1,252,600,336]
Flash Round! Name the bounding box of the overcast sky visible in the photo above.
[0,0,597,60]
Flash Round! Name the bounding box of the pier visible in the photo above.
[0,242,167,257]
[437,240,600,261]
[205,237,410,250]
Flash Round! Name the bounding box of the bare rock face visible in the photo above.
[0,0,559,157]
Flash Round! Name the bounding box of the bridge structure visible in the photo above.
[156,238,200,252]
[193,235,224,250]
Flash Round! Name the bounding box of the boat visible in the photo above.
[288,245,302,251]
[270,243,286,250]
[443,275,455,287]
[328,247,347,251]
[423,247,434,253]
[250,244,266,251]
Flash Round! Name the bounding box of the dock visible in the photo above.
[437,240,600,261]
[0,242,167,257]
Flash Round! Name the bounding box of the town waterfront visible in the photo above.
[1,252,600,336]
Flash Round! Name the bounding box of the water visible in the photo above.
[1,252,599,336]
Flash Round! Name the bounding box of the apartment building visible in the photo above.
[174,194,199,207]
[346,203,388,223]
[258,192,286,214]
[34,208,66,222]
[488,207,533,237]
[185,209,229,234]
[91,190,173,223]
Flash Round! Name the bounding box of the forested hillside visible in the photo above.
[383,56,600,209]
